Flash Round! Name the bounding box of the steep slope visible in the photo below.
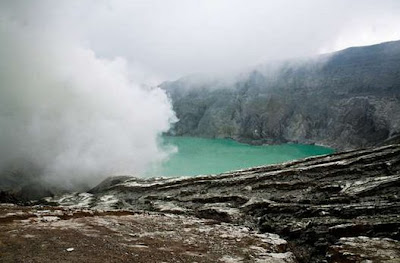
[161,40,400,150]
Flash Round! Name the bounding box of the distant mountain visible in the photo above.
[161,40,400,150]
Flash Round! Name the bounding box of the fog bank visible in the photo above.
[0,18,175,189]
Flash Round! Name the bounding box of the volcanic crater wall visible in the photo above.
[161,40,400,150]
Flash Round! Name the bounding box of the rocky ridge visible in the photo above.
[45,143,400,262]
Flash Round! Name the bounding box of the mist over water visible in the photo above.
[0,19,175,189]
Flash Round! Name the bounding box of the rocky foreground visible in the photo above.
[1,144,400,262]
[0,205,296,262]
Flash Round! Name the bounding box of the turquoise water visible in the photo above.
[150,136,334,177]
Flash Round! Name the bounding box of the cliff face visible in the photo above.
[47,143,400,262]
[161,40,400,150]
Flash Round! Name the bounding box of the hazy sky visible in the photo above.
[1,0,400,83]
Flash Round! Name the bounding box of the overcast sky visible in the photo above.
[2,0,400,84]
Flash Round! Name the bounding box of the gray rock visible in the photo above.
[49,144,400,262]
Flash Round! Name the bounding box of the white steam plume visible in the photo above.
[0,18,176,189]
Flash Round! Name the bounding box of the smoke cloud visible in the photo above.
[0,13,175,189]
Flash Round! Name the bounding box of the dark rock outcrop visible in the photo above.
[161,40,400,150]
[49,144,400,262]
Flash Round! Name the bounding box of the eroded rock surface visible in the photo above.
[46,144,400,262]
[328,236,400,262]
[0,204,295,263]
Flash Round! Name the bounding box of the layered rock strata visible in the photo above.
[47,144,400,262]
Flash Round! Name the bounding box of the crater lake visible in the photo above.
[148,136,334,177]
